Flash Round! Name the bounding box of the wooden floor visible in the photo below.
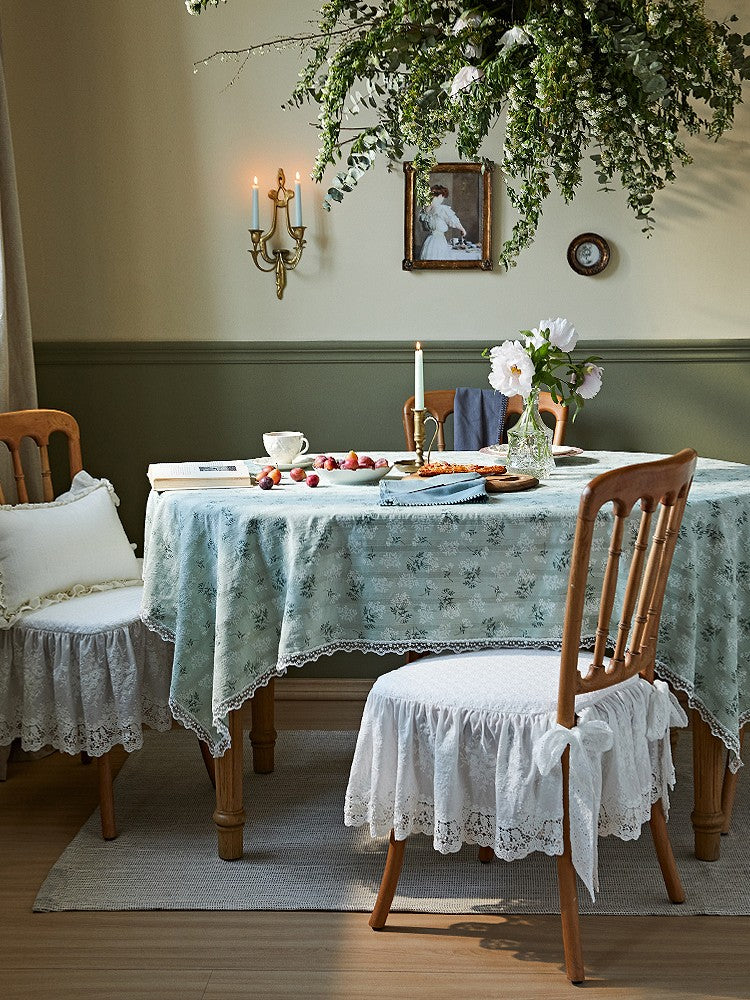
[2,698,750,1000]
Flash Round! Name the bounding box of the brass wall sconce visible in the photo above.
[248,168,306,300]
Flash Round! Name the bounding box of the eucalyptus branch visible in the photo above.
[193,27,366,72]
[185,0,750,267]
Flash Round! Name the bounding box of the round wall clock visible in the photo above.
[567,233,610,275]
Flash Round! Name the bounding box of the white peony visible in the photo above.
[450,65,484,99]
[575,363,604,399]
[533,316,578,352]
[499,26,531,51]
[488,340,535,398]
[525,329,546,350]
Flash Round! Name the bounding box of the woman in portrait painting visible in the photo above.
[419,184,467,260]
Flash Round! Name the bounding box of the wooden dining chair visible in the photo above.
[345,449,697,983]
[402,389,569,451]
[0,409,179,838]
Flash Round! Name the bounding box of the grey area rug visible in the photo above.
[34,728,749,915]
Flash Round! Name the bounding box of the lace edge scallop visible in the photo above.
[654,664,746,773]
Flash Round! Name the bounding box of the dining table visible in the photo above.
[141,450,750,863]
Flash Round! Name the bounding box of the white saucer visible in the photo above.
[250,455,314,472]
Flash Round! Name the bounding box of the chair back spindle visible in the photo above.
[0,409,82,504]
[556,450,697,729]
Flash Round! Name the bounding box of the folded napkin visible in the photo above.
[454,387,508,450]
[379,472,487,507]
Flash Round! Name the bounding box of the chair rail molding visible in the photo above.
[34,339,750,367]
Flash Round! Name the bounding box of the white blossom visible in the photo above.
[452,14,482,59]
[488,340,535,397]
[449,65,484,99]
[525,329,546,350]
[533,317,578,351]
[576,364,604,399]
[499,26,532,52]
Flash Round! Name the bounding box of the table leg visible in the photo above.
[690,709,725,862]
[213,708,245,860]
[250,677,277,774]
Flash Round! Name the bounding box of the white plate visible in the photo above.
[479,444,584,459]
[250,455,314,472]
[316,465,392,486]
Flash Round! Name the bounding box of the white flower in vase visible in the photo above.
[488,340,535,397]
[533,317,578,352]
[575,363,604,399]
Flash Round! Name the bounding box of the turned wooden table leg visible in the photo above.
[213,708,245,860]
[250,678,277,774]
[721,725,745,835]
[691,709,725,862]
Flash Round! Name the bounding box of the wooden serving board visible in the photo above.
[403,471,538,492]
[484,473,538,493]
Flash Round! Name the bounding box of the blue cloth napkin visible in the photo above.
[454,388,508,450]
[379,472,487,507]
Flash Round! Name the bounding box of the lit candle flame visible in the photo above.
[295,171,301,181]
[416,341,421,350]
[253,176,258,186]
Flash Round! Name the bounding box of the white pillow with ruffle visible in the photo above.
[0,472,141,628]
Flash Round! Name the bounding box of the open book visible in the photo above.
[147,461,256,491]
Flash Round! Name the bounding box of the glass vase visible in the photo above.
[506,388,555,480]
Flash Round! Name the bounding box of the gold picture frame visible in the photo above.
[403,161,493,271]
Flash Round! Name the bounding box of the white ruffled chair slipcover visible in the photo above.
[344,648,687,901]
[0,583,173,760]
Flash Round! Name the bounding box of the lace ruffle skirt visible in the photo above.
[0,586,174,756]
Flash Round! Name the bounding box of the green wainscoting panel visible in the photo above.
[35,339,750,679]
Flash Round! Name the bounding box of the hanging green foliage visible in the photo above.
[186,1,750,268]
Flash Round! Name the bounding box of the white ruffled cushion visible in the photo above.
[0,472,141,627]
[0,584,173,757]
[344,648,687,900]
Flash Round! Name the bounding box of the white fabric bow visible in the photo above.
[647,679,688,739]
[533,716,614,901]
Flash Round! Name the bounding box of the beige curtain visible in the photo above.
[0,24,40,779]
[0,27,36,424]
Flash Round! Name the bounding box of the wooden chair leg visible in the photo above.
[199,739,216,788]
[478,846,494,863]
[557,750,585,984]
[720,726,745,835]
[369,830,407,930]
[97,750,117,840]
[648,799,685,903]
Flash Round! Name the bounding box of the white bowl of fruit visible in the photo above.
[313,451,391,485]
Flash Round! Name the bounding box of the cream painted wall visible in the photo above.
[1,0,749,343]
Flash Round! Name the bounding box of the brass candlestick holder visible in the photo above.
[249,168,306,300]
[413,407,427,467]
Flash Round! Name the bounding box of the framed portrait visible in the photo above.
[403,161,493,271]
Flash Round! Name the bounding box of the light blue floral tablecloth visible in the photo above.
[141,452,750,762]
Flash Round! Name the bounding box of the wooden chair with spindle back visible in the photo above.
[345,449,698,983]
[0,409,183,839]
[402,389,569,451]
[0,408,83,504]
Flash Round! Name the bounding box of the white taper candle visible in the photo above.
[414,341,424,410]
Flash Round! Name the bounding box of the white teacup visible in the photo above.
[263,431,310,465]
